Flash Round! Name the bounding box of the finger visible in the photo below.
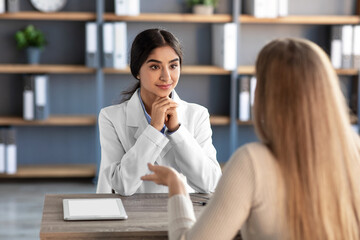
[141,173,157,181]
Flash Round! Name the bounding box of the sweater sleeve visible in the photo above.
[168,146,256,240]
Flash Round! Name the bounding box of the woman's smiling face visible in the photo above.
[138,45,180,100]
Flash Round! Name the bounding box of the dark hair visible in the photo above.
[120,28,183,103]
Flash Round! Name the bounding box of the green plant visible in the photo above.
[186,0,219,7]
[14,25,47,50]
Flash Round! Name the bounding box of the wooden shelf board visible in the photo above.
[0,115,97,126]
[0,164,96,178]
[237,120,253,125]
[238,66,255,74]
[104,65,231,75]
[240,15,360,24]
[335,69,359,75]
[104,13,232,23]
[210,116,230,125]
[0,12,96,21]
[0,64,95,74]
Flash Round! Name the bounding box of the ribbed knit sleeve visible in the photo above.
[167,145,257,240]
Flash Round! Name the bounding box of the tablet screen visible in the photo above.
[63,198,128,221]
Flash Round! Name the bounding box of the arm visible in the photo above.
[142,146,256,240]
[97,109,169,195]
[167,108,221,193]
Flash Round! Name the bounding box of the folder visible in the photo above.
[331,25,342,69]
[244,0,277,18]
[278,0,288,17]
[0,0,5,13]
[23,75,35,120]
[85,22,99,68]
[5,128,16,174]
[250,76,257,119]
[212,23,237,71]
[114,0,128,16]
[114,0,139,16]
[7,0,19,13]
[114,22,127,69]
[0,128,5,173]
[238,76,251,121]
[103,22,115,68]
[34,75,49,120]
[353,25,360,69]
[341,25,353,69]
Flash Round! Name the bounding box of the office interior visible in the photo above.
[0,0,357,239]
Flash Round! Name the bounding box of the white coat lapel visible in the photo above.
[126,89,149,140]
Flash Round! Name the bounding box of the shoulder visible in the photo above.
[99,101,128,121]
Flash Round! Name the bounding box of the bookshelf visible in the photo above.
[0,0,357,177]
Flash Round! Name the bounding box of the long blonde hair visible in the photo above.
[254,38,360,240]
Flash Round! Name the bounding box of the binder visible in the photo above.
[114,22,127,69]
[212,23,237,71]
[250,76,257,119]
[103,22,115,68]
[127,0,140,16]
[114,0,128,16]
[341,25,353,69]
[278,0,288,17]
[0,0,5,13]
[114,0,140,16]
[34,75,49,120]
[5,128,16,174]
[353,25,360,69]
[331,25,342,69]
[266,0,278,18]
[7,0,19,13]
[244,0,277,18]
[23,75,35,120]
[0,128,5,173]
[85,22,99,68]
[238,76,251,121]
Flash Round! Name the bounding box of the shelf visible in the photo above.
[237,66,359,76]
[0,115,97,126]
[237,120,253,125]
[104,13,232,23]
[0,164,96,178]
[240,15,360,25]
[210,116,230,125]
[104,65,231,75]
[0,11,96,21]
[0,64,95,74]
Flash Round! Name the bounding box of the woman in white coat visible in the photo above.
[96,28,222,196]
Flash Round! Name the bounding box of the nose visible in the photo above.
[160,68,171,81]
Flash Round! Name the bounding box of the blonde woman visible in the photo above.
[141,38,360,240]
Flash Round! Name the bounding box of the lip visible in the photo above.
[156,84,172,90]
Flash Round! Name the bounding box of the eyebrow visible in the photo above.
[146,58,179,64]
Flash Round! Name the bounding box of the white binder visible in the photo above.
[86,22,99,68]
[23,75,35,120]
[239,76,251,121]
[0,0,5,13]
[353,25,360,69]
[114,22,127,69]
[114,0,139,16]
[278,0,288,17]
[103,22,115,68]
[331,25,342,69]
[212,23,237,71]
[34,75,49,120]
[5,128,16,175]
[0,129,5,173]
[341,25,353,69]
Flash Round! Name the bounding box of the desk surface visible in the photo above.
[40,193,210,240]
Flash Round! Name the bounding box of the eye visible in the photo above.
[170,64,179,69]
[150,65,159,70]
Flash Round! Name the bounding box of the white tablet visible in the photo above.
[63,198,128,221]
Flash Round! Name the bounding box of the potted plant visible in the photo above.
[14,25,47,64]
[186,0,219,15]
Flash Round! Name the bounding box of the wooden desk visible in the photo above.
[40,193,210,240]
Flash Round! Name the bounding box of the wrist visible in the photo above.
[168,172,187,197]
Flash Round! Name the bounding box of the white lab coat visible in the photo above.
[96,89,222,195]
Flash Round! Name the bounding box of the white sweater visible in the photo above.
[168,142,287,240]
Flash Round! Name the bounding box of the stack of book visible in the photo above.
[238,75,257,122]
[331,25,360,69]
[0,128,17,174]
[243,0,288,18]
[23,74,49,121]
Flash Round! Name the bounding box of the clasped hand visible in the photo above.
[150,96,180,132]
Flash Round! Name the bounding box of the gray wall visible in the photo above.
[0,0,356,165]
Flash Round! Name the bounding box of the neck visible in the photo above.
[140,91,156,116]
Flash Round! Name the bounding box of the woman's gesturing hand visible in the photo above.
[141,163,187,197]
[150,97,180,132]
